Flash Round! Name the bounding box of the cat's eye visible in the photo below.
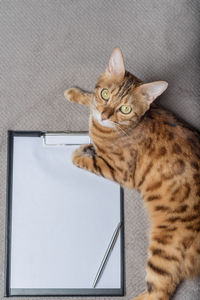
[120,105,132,114]
[101,88,110,101]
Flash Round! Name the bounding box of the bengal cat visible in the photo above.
[64,47,200,300]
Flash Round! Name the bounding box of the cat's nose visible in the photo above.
[101,108,113,120]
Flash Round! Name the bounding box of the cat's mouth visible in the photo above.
[92,108,115,128]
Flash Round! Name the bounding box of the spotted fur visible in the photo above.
[64,48,200,300]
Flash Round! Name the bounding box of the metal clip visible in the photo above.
[43,131,90,146]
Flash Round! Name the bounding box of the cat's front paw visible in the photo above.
[64,87,82,103]
[72,144,96,167]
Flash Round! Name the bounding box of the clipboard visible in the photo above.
[5,131,125,297]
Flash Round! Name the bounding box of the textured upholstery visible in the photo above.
[0,1,200,299]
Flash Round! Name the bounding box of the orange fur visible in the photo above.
[64,48,200,300]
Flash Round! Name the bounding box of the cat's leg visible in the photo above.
[64,87,93,106]
[132,291,169,300]
[132,240,182,300]
[72,144,116,182]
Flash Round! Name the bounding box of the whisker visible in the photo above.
[109,121,129,137]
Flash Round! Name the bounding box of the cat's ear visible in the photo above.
[136,81,168,104]
[105,47,125,79]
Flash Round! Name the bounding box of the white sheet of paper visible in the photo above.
[10,135,121,289]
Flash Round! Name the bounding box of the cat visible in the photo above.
[64,47,200,300]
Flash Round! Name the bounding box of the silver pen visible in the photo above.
[93,222,121,288]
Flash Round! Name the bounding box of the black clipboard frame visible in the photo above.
[5,130,125,297]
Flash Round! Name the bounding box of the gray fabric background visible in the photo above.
[0,1,200,299]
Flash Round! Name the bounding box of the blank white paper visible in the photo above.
[10,135,121,289]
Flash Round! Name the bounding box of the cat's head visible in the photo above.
[91,47,168,129]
